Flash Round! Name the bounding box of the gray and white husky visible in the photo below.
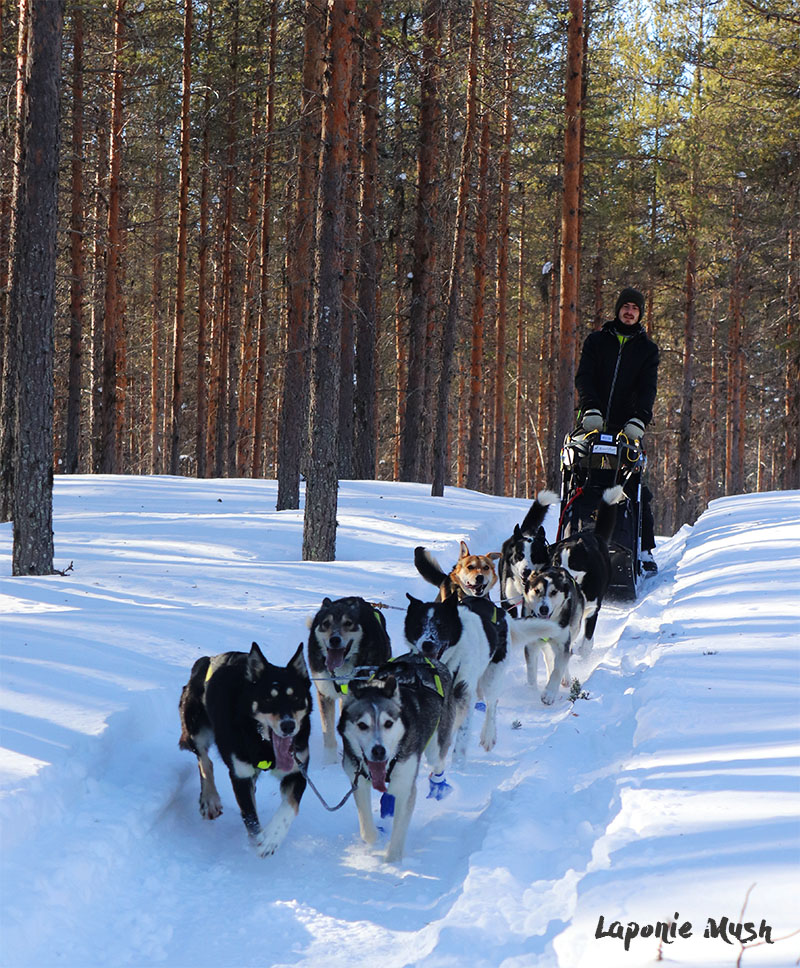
[337,653,455,863]
[515,567,585,705]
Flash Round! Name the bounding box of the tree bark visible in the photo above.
[252,0,278,479]
[0,0,29,521]
[11,0,63,575]
[353,2,382,480]
[431,0,480,497]
[401,0,440,483]
[490,27,513,495]
[64,3,84,475]
[555,0,584,451]
[303,0,356,561]
[170,0,191,477]
[195,1,213,478]
[100,0,126,474]
[277,0,323,509]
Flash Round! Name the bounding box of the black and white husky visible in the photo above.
[338,653,455,863]
[517,568,585,705]
[404,593,515,762]
[546,484,625,656]
[178,642,311,856]
[307,596,391,763]
[498,490,559,614]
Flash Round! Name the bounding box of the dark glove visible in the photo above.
[622,417,645,440]
[581,409,603,432]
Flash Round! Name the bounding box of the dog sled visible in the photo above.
[557,428,646,600]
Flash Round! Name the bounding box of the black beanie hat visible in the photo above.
[614,287,645,319]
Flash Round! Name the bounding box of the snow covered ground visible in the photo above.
[1,476,798,968]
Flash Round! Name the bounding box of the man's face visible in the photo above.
[619,301,640,325]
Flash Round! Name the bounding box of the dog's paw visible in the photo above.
[427,773,453,800]
[321,744,339,766]
[252,814,292,857]
[541,689,556,706]
[479,729,497,752]
[199,794,223,820]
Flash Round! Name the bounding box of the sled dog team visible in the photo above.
[179,485,625,862]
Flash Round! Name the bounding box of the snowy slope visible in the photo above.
[1,478,798,968]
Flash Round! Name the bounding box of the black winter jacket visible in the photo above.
[575,320,659,432]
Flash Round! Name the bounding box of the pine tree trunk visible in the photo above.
[169,0,191,477]
[353,2,382,480]
[252,0,278,479]
[277,0,323,509]
[196,1,213,479]
[785,183,800,489]
[237,96,263,477]
[726,179,745,495]
[150,135,164,474]
[0,0,29,522]
[89,106,108,475]
[64,4,84,475]
[675,233,696,524]
[100,0,126,474]
[490,28,512,496]
[303,0,356,561]
[11,0,63,575]
[431,0,480,497]
[466,4,491,491]
[401,0,440,483]
[555,0,584,452]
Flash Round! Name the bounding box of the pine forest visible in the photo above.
[1,0,798,569]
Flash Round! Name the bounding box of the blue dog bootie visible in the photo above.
[380,792,395,818]
[474,700,486,711]
[427,771,453,800]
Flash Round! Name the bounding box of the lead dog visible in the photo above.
[414,541,501,602]
[338,652,455,863]
[178,641,311,856]
[498,490,559,614]
[307,596,392,763]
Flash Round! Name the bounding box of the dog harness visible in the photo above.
[333,608,386,696]
[203,662,277,772]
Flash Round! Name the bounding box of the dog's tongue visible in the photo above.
[271,732,294,772]
[326,647,346,673]
[366,759,388,793]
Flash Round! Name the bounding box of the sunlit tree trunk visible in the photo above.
[555,0,584,451]
[432,0,480,497]
[169,0,191,476]
[353,2,382,480]
[401,0,440,482]
[100,0,126,474]
[63,5,84,475]
[11,0,63,574]
[303,0,356,561]
[277,0,323,509]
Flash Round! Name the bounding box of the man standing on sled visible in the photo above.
[575,286,660,573]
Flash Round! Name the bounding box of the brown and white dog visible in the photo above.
[413,541,501,602]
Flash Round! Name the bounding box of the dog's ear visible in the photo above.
[381,675,397,698]
[513,524,522,539]
[405,592,421,607]
[322,597,332,606]
[459,540,470,558]
[487,552,501,562]
[536,526,546,539]
[288,642,309,681]
[247,642,268,680]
